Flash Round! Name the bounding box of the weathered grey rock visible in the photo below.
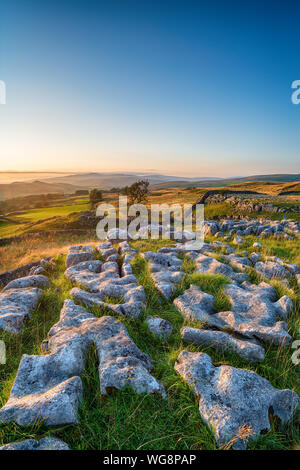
[296,274,300,288]
[231,272,250,284]
[97,242,119,261]
[223,254,251,271]
[31,266,45,275]
[221,282,293,345]
[204,221,219,236]
[275,295,294,319]
[69,244,95,253]
[118,241,137,257]
[3,275,49,292]
[146,316,173,340]
[70,276,146,318]
[65,252,146,318]
[175,351,299,449]
[188,253,233,278]
[106,254,120,263]
[249,252,262,264]
[96,316,165,397]
[0,287,43,334]
[0,374,82,427]
[187,252,248,283]
[253,242,262,248]
[64,260,105,290]
[265,256,300,275]
[174,285,226,328]
[0,300,163,426]
[202,217,300,240]
[174,282,292,347]
[255,261,293,280]
[121,263,132,276]
[66,260,102,275]
[0,437,70,450]
[65,247,95,268]
[214,231,225,238]
[142,251,183,299]
[233,235,243,244]
[124,254,134,263]
[101,261,119,274]
[181,326,265,362]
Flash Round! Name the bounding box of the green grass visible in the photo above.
[8,202,90,223]
[0,238,299,450]
[0,201,90,237]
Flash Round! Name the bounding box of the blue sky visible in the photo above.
[0,0,299,177]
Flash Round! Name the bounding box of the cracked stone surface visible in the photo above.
[0,300,164,427]
[146,316,173,340]
[255,261,293,280]
[221,282,293,345]
[186,252,249,283]
[180,326,265,362]
[65,243,146,318]
[0,287,44,334]
[0,437,70,450]
[249,252,262,264]
[96,316,165,397]
[174,285,225,328]
[65,260,105,290]
[203,218,300,239]
[222,253,251,271]
[175,350,299,449]
[142,251,183,299]
[70,275,146,318]
[118,241,137,257]
[174,281,293,353]
[255,256,300,280]
[2,275,50,292]
[65,245,95,268]
[97,241,120,263]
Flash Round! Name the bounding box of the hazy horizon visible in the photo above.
[1,169,300,187]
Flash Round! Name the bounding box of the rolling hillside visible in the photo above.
[151,174,300,190]
[43,172,221,189]
[0,180,79,200]
[1,172,299,200]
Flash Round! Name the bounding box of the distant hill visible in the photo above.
[0,172,220,199]
[151,174,300,190]
[0,171,73,185]
[0,180,79,200]
[43,172,221,189]
[0,172,299,199]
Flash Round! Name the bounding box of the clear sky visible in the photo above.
[0,0,299,177]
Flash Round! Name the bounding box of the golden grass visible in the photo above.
[0,233,99,273]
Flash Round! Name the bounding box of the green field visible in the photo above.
[0,200,89,238]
